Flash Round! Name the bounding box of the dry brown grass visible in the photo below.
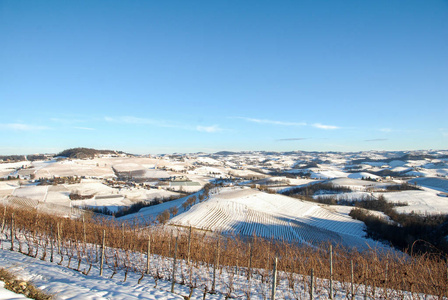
[0,267,53,299]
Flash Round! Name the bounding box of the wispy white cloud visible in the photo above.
[236,117,306,126]
[440,128,448,137]
[196,125,222,133]
[379,128,393,133]
[0,123,51,131]
[237,117,340,130]
[312,123,339,130]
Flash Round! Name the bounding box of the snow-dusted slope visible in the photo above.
[169,187,379,249]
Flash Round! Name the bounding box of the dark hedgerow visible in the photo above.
[350,207,448,255]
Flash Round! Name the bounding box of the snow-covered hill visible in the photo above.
[168,187,380,249]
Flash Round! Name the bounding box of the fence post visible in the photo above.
[310,268,314,300]
[169,230,173,256]
[171,236,178,293]
[187,226,192,265]
[100,229,106,276]
[248,242,253,280]
[329,245,333,300]
[271,257,278,300]
[351,260,354,300]
[1,206,6,233]
[50,224,54,262]
[364,267,368,300]
[121,223,125,247]
[247,241,253,300]
[146,237,151,275]
[82,215,86,246]
[385,262,388,286]
[10,213,14,251]
[57,222,61,255]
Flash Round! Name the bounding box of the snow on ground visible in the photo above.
[117,195,191,223]
[407,169,448,178]
[111,163,143,172]
[195,156,221,165]
[389,160,407,168]
[227,169,268,178]
[285,178,316,185]
[405,160,431,167]
[0,182,20,191]
[309,167,349,179]
[189,166,224,176]
[390,166,412,173]
[0,161,31,174]
[168,187,378,249]
[328,205,392,223]
[33,159,115,179]
[71,196,131,213]
[0,282,31,300]
[0,249,184,300]
[44,185,71,206]
[329,178,384,190]
[347,172,380,180]
[313,191,374,201]
[361,161,388,167]
[12,185,48,202]
[120,188,179,202]
[409,177,448,192]
[256,178,318,193]
[381,189,448,214]
[405,170,429,177]
[67,180,115,196]
[0,182,19,199]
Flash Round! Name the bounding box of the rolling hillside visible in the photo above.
[168,187,381,249]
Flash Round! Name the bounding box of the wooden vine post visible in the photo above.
[57,222,61,255]
[329,245,334,300]
[146,237,151,275]
[351,260,355,300]
[271,257,278,300]
[1,207,6,233]
[100,230,106,276]
[247,242,253,280]
[187,226,192,265]
[364,267,368,300]
[10,212,14,251]
[82,215,86,246]
[247,241,253,300]
[310,268,314,300]
[171,236,178,293]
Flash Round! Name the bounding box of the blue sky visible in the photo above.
[1,0,447,155]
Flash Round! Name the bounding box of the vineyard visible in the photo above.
[1,204,447,299]
[169,187,376,249]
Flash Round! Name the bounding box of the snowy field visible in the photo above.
[381,189,448,214]
[12,185,48,202]
[408,177,448,193]
[168,187,378,249]
[0,249,185,300]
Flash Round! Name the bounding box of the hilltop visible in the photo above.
[56,147,127,159]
